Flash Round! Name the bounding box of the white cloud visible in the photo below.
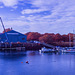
[0,0,75,34]
[0,6,3,8]
[31,0,58,9]
[21,8,48,14]
[21,0,58,14]
[12,6,18,9]
[0,0,18,7]
[2,12,75,34]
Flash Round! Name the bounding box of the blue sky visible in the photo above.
[0,0,75,34]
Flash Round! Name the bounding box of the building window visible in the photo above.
[22,38,25,40]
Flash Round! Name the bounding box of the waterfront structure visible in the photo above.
[73,30,75,48]
[0,30,27,43]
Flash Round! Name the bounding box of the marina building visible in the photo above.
[0,30,27,43]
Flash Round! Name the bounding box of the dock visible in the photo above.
[0,43,26,52]
[0,47,25,51]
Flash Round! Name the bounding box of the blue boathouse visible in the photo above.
[0,30,27,43]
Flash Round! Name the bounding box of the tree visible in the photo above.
[3,28,12,33]
[39,34,54,44]
[27,32,41,41]
[54,33,62,42]
[62,34,69,42]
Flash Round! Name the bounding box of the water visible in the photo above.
[0,51,75,75]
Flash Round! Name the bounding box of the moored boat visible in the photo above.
[39,47,57,53]
[62,47,75,53]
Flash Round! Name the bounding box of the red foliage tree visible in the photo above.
[3,28,11,33]
[62,34,69,42]
[25,31,73,46]
[39,34,54,44]
[27,32,41,41]
[54,33,62,42]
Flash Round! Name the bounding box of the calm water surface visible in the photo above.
[0,51,75,75]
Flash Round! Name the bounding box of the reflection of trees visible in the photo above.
[28,52,36,56]
[28,51,39,56]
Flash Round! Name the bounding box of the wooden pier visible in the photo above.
[0,47,25,51]
[0,43,26,52]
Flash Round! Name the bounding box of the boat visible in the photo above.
[62,30,75,53]
[39,47,57,53]
[62,47,75,53]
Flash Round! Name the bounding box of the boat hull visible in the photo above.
[62,50,75,53]
[41,51,57,53]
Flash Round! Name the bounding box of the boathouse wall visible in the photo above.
[0,30,27,43]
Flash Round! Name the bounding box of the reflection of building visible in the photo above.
[0,30,27,43]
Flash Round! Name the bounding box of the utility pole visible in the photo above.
[69,33,71,47]
[73,30,75,48]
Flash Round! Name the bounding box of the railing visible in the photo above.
[40,42,56,48]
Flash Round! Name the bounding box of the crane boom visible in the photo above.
[0,17,9,42]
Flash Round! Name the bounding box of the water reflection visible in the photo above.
[0,51,75,75]
[28,51,40,56]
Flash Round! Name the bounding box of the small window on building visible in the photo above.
[22,38,25,40]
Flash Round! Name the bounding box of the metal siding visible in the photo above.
[0,34,6,42]
[19,35,26,42]
[7,35,26,43]
[7,35,18,42]
[11,35,18,42]
[0,30,27,43]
